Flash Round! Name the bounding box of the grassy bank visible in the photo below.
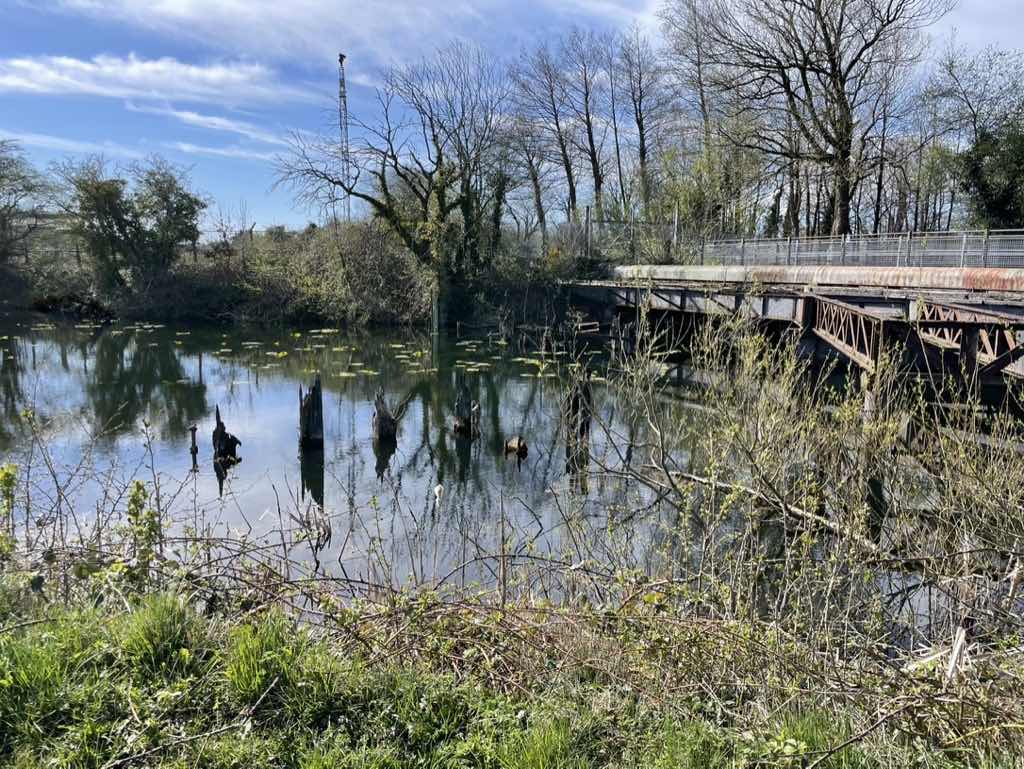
[0,593,986,769]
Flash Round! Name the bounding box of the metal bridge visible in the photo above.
[567,259,1024,403]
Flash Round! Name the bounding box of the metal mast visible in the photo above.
[338,52,352,222]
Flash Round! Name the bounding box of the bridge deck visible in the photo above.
[567,265,1024,394]
[609,265,1024,300]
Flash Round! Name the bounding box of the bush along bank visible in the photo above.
[14,221,436,328]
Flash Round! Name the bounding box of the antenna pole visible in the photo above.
[338,52,352,223]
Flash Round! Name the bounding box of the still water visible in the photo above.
[0,315,674,589]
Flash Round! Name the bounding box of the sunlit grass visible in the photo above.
[1,594,1012,768]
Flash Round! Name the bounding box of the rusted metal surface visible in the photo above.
[567,265,1024,392]
[810,296,891,372]
[914,300,1024,376]
[612,265,1024,294]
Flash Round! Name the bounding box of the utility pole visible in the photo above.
[338,52,352,222]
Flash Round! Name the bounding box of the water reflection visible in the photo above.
[300,446,325,507]
[86,328,207,440]
[0,318,654,590]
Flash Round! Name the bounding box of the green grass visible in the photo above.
[0,596,1007,768]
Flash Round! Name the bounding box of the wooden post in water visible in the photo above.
[189,424,198,472]
[299,375,324,448]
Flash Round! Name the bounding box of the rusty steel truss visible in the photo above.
[567,267,1024,401]
[810,297,892,373]
[913,300,1024,378]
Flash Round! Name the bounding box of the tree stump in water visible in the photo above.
[504,435,528,458]
[212,405,241,497]
[299,375,324,448]
[453,384,480,437]
[212,405,241,462]
[300,445,325,507]
[372,434,397,481]
[372,388,397,442]
[564,370,593,492]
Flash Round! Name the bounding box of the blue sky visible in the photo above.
[1,0,1020,229]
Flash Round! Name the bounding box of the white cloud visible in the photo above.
[0,53,315,105]
[126,103,289,145]
[165,141,277,162]
[41,0,535,73]
[0,128,143,157]
[544,0,661,31]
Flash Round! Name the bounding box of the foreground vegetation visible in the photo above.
[3,315,1024,767]
[2,589,1013,769]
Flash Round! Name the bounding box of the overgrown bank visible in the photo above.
[12,218,572,329]
[0,592,1000,769]
[12,221,435,327]
[2,148,576,330]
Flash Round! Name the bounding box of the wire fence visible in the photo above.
[698,230,1024,269]
[578,219,1024,268]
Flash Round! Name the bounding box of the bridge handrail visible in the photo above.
[695,229,1024,268]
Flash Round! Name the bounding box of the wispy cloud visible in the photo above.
[41,0,528,73]
[165,141,277,162]
[0,128,143,157]
[127,103,288,146]
[0,53,316,105]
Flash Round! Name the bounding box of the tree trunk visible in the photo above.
[637,113,650,213]
[832,157,852,236]
[527,158,548,256]
[554,124,577,218]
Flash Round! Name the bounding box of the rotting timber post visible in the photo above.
[299,375,325,449]
[189,424,198,472]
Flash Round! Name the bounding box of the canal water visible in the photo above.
[0,315,680,590]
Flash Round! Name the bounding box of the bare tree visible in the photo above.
[661,0,716,144]
[515,42,579,219]
[507,115,552,256]
[602,31,631,214]
[620,24,672,214]
[0,141,49,264]
[694,0,951,235]
[563,28,608,222]
[934,41,1024,143]
[279,42,509,285]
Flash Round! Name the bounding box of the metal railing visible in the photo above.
[699,230,1024,269]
